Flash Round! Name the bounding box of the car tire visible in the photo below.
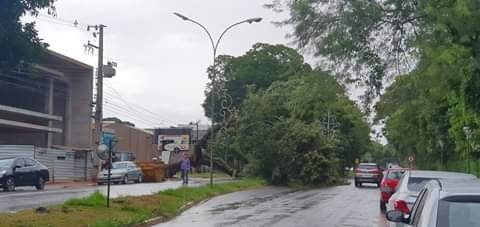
[122,175,128,184]
[35,176,45,190]
[3,177,15,192]
[136,175,143,183]
[380,201,386,212]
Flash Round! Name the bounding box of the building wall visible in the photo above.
[66,71,92,148]
[103,123,156,162]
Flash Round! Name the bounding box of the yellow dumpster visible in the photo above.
[135,161,166,182]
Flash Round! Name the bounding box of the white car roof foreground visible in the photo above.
[426,179,480,199]
[407,170,477,179]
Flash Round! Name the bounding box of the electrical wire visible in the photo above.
[103,97,169,126]
[103,82,179,125]
[103,103,164,127]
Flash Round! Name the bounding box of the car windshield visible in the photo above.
[112,163,128,169]
[387,171,405,180]
[359,164,377,169]
[438,200,480,227]
[0,159,14,168]
[407,177,437,191]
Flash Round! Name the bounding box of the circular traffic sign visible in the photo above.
[408,155,414,162]
[97,144,109,160]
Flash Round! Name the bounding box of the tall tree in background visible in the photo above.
[272,0,480,171]
[203,43,311,122]
[0,0,55,71]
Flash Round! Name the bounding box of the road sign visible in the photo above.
[408,155,414,162]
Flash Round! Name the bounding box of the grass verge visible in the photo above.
[0,178,264,227]
[189,171,231,179]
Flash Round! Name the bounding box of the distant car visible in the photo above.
[354,163,383,187]
[386,179,480,227]
[380,168,409,211]
[97,161,143,185]
[386,170,477,227]
[0,157,50,192]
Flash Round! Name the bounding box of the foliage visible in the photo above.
[370,0,480,170]
[65,191,106,207]
[272,0,480,172]
[203,43,311,122]
[0,0,55,71]
[213,72,371,185]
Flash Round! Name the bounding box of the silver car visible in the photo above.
[386,179,480,227]
[386,170,476,227]
[97,161,143,185]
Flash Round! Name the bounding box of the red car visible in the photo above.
[354,163,383,187]
[379,168,408,211]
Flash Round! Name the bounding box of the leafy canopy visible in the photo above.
[0,0,55,71]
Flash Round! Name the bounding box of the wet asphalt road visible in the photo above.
[155,182,387,227]
[0,180,201,212]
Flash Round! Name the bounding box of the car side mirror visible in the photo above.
[386,210,409,223]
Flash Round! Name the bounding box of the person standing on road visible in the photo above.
[180,152,191,185]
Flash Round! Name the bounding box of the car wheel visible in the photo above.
[122,175,128,184]
[3,177,15,192]
[136,175,143,183]
[380,201,386,212]
[35,176,45,190]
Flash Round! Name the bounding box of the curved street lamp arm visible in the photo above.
[188,20,216,56]
[215,19,255,51]
[174,13,216,55]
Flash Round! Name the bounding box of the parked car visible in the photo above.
[386,170,477,227]
[386,178,480,227]
[380,168,409,211]
[354,163,383,187]
[0,157,49,192]
[97,161,143,185]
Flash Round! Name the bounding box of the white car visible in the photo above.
[386,170,476,227]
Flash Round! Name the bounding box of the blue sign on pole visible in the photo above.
[101,132,115,150]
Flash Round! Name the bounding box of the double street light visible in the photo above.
[174,12,262,186]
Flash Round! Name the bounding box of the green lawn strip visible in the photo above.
[189,171,231,179]
[0,179,264,227]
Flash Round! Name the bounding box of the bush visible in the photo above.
[65,191,106,207]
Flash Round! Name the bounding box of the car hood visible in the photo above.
[99,169,127,175]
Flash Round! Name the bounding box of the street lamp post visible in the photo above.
[174,12,261,186]
[463,126,472,173]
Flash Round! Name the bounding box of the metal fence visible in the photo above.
[0,145,34,159]
[35,147,95,182]
[0,145,95,182]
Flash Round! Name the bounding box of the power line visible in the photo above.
[104,103,164,127]
[103,96,171,126]
[104,95,170,125]
[37,13,90,28]
[103,82,179,125]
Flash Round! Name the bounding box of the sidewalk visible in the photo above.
[45,181,97,190]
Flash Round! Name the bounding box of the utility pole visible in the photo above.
[92,24,106,171]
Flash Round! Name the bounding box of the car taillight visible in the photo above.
[394,200,410,214]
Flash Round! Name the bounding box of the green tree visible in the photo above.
[219,71,371,185]
[0,0,55,71]
[203,43,311,122]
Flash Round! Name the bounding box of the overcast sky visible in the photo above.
[29,0,295,128]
